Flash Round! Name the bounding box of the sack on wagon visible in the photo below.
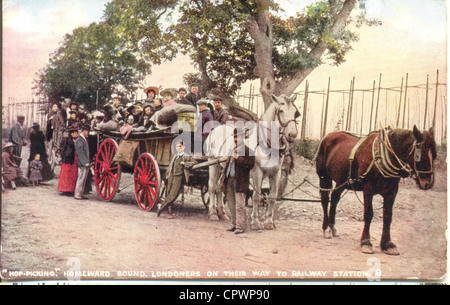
[113,140,139,167]
[154,104,196,131]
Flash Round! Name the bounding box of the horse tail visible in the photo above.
[315,135,333,191]
[314,138,326,174]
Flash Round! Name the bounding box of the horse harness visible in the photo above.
[348,127,432,184]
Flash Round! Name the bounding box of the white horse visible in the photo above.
[204,95,300,228]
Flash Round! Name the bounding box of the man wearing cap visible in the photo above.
[9,115,27,165]
[212,97,229,125]
[185,84,201,107]
[195,100,214,154]
[224,128,255,234]
[74,125,91,200]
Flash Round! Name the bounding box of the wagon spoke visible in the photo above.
[103,176,110,198]
[147,188,155,205]
[109,172,118,182]
[139,188,146,204]
[149,185,156,199]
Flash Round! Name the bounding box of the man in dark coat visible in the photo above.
[185,84,201,107]
[212,97,229,125]
[224,128,255,234]
[9,115,27,165]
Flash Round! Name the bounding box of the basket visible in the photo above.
[177,112,196,132]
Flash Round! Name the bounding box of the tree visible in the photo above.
[103,0,376,111]
[34,22,150,110]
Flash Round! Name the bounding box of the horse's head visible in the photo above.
[410,125,437,190]
[271,94,300,143]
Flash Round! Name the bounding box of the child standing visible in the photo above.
[29,154,43,186]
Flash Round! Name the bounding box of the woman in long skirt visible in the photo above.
[58,126,79,193]
[28,123,54,181]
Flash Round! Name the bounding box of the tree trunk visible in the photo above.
[247,0,357,109]
[246,0,276,110]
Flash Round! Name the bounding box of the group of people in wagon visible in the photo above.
[93,84,230,142]
[3,83,255,234]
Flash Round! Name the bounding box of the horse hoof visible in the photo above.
[250,222,262,231]
[384,247,400,256]
[323,229,333,239]
[361,245,374,254]
[209,214,220,221]
[218,213,229,221]
[331,228,340,238]
[264,222,275,230]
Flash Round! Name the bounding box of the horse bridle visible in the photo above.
[377,129,434,179]
[276,106,299,135]
[408,140,435,177]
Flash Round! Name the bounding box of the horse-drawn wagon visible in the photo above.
[93,127,211,212]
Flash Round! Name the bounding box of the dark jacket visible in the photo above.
[213,108,229,125]
[185,92,201,107]
[29,131,48,162]
[225,143,255,193]
[196,110,213,142]
[165,154,198,183]
[61,137,76,165]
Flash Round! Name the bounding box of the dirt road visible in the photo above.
[0,148,447,283]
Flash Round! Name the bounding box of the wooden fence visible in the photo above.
[235,70,447,145]
[2,97,49,134]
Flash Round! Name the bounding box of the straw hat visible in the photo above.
[144,86,159,96]
[2,142,15,150]
[160,88,177,98]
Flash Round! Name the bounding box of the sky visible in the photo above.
[2,0,448,107]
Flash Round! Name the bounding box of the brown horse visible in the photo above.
[315,125,436,255]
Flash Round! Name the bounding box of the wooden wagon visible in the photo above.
[94,127,211,212]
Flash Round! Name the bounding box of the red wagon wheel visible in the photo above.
[95,139,121,201]
[134,153,161,211]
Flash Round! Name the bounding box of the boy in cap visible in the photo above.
[195,99,214,144]
[74,125,91,200]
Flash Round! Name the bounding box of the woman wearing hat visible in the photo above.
[161,89,178,108]
[28,123,54,181]
[58,126,79,194]
[2,142,30,189]
[144,86,159,103]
